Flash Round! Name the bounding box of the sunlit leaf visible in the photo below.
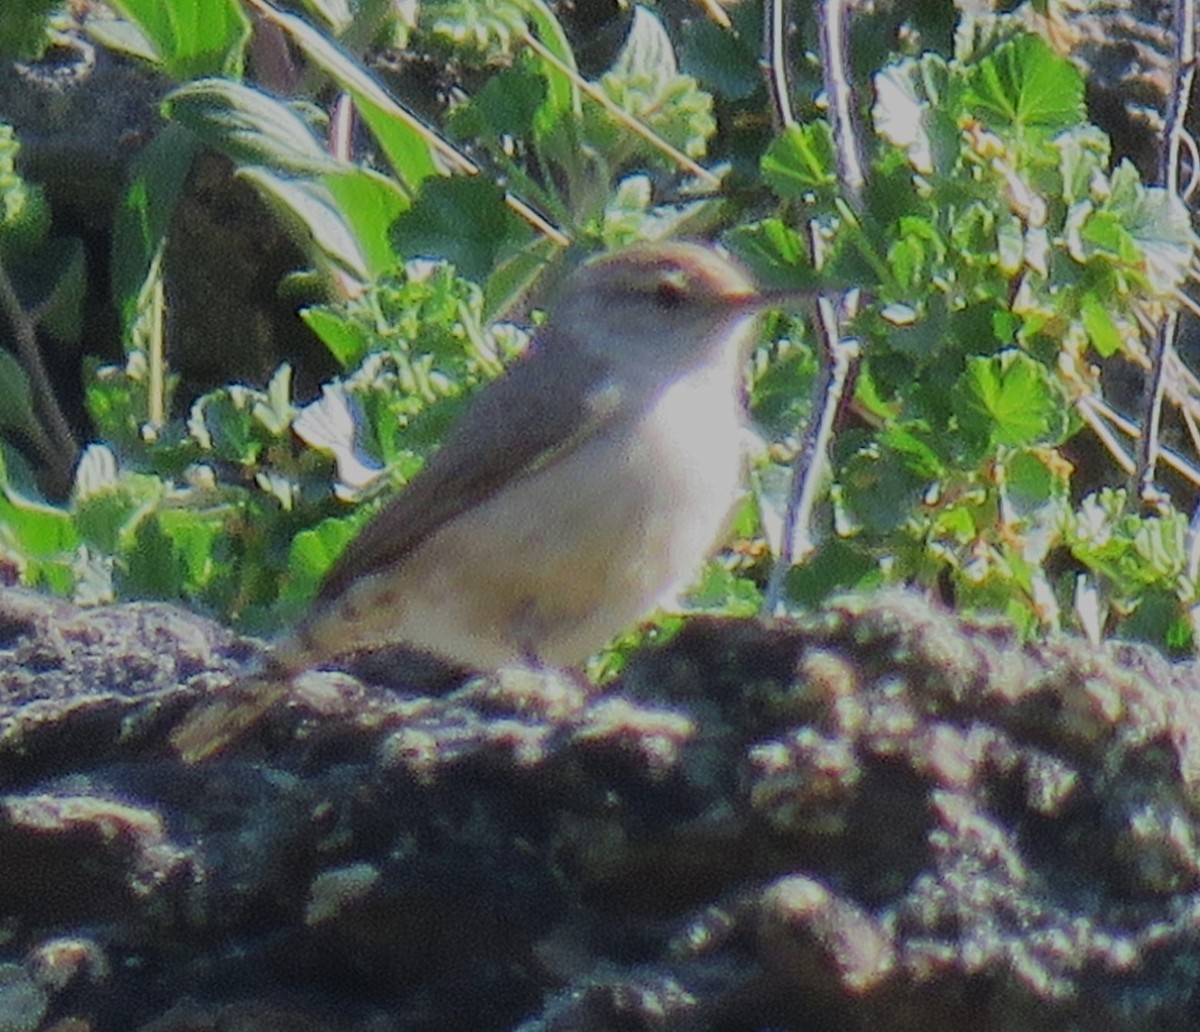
[167,79,332,174]
[238,167,370,282]
[106,0,249,78]
[320,167,410,278]
[256,4,440,194]
[587,7,716,164]
[112,123,198,331]
[1079,292,1124,357]
[761,122,837,199]
[964,33,1083,145]
[953,350,1063,452]
[873,54,958,176]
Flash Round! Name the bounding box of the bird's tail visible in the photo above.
[170,652,296,763]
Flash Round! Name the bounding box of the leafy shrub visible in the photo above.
[0,1,1197,657]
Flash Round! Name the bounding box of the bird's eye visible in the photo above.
[653,277,689,309]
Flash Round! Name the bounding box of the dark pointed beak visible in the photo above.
[736,289,816,313]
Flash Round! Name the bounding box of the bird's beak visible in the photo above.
[749,288,817,312]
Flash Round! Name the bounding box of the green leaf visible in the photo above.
[2,234,86,345]
[450,62,547,139]
[166,80,333,174]
[963,33,1084,144]
[1079,292,1123,357]
[0,0,58,60]
[750,340,817,440]
[391,176,525,280]
[879,425,947,479]
[726,220,824,291]
[839,441,930,536]
[0,349,39,442]
[481,235,559,323]
[157,508,227,594]
[513,0,579,119]
[681,3,762,101]
[1055,125,1111,205]
[283,514,359,603]
[1004,448,1067,515]
[123,511,230,600]
[421,0,528,63]
[1107,161,1196,295]
[1063,162,1196,296]
[85,17,161,64]
[1133,512,1187,579]
[111,122,199,331]
[0,488,78,558]
[873,54,958,176]
[301,307,374,369]
[121,515,177,598]
[783,538,882,606]
[761,122,838,199]
[320,166,410,278]
[84,357,150,450]
[35,236,86,344]
[684,562,762,616]
[188,387,264,465]
[1120,588,1188,652]
[952,350,1062,453]
[74,469,164,554]
[587,6,716,165]
[259,5,440,194]
[238,167,369,282]
[886,215,945,290]
[0,125,50,249]
[106,0,249,78]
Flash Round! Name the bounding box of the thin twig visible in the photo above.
[519,29,721,188]
[1075,396,1137,475]
[693,0,732,30]
[1176,286,1200,321]
[764,305,859,611]
[761,0,796,129]
[1081,392,1200,487]
[762,0,865,614]
[1187,496,1200,584]
[1135,0,1196,496]
[146,246,166,429]
[1183,400,1200,457]
[817,0,866,212]
[0,253,79,492]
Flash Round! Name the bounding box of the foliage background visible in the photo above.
[0,0,1198,661]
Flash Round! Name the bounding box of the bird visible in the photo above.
[173,240,784,761]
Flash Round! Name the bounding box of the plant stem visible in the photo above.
[0,252,79,494]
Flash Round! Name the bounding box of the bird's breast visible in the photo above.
[289,360,747,672]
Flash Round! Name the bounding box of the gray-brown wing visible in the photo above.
[316,338,622,605]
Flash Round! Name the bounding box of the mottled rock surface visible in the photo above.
[2,586,1200,1031]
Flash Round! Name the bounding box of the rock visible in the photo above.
[2,586,1200,1030]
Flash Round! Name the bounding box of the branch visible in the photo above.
[761,0,796,129]
[1135,0,1196,498]
[763,0,865,613]
[817,0,866,213]
[0,253,79,495]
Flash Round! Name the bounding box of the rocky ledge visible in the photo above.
[2,587,1200,1031]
